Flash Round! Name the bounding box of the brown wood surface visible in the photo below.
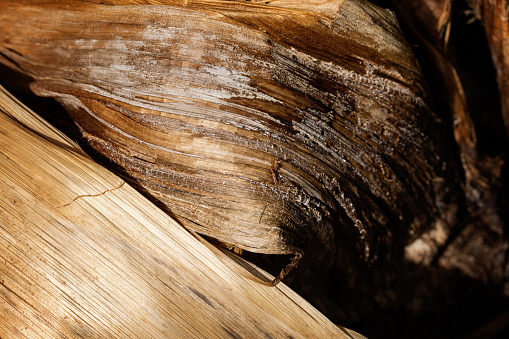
[0,0,461,281]
[475,0,509,137]
[0,84,365,338]
[2,1,508,337]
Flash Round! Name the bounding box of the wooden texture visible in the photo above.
[0,83,365,338]
[0,0,461,280]
[385,0,508,277]
[348,2,509,337]
[3,1,509,338]
[472,0,509,137]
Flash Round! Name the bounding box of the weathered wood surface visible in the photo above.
[0,84,365,338]
[385,0,508,277]
[4,0,509,337]
[471,0,509,136]
[0,0,461,286]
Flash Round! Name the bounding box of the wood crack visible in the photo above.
[59,181,125,208]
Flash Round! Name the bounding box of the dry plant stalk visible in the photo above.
[0,83,365,338]
[0,0,460,281]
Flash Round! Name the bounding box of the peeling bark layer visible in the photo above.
[0,0,460,270]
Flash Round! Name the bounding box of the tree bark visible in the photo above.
[0,83,363,338]
[1,0,508,338]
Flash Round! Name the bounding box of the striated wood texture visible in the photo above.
[470,0,509,137]
[385,0,508,284]
[0,0,461,281]
[0,84,365,338]
[354,1,509,337]
[4,0,509,337]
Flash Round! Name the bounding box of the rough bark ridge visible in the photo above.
[0,83,363,339]
[1,0,507,338]
[0,0,458,269]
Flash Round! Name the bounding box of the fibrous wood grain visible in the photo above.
[385,0,508,281]
[0,0,461,281]
[470,0,509,137]
[0,83,365,338]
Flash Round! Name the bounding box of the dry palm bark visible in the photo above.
[4,0,508,337]
[0,0,460,283]
[0,83,364,338]
[469,0,509,136]
[385,0,508,288]
[359,0,509,337]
